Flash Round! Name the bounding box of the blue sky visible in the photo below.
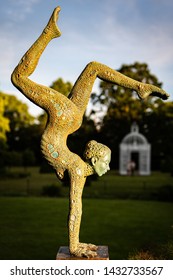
[0,0,173,116]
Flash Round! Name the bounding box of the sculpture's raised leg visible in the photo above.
[70,61,169,114]
[11,7,61,108]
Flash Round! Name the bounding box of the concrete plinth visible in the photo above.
[56,246,109,260]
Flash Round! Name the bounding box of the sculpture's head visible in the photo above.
[84,140,111,176]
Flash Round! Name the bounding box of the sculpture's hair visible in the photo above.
[83,140,111,160]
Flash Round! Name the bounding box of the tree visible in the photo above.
[90,62,170,169]
[141,100,173,171]
[0,92,10,141]
[91,62,162,123]
[0,91,36,171]
[50,77,73,97]
[3,93,35,151]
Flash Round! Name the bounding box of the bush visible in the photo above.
[129,240,173,260]
[159,242,173,260]
[128,250,156,260]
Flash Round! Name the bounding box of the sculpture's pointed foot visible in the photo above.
[43,6,61,38]
[137,83,169,100]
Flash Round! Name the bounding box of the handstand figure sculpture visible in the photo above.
[11,6,169,258]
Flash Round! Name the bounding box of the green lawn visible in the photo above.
[0,167,173,200]
[0,167,60,196]
[0,197,172,260]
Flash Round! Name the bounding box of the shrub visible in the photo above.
[158,242,173,260]
[128,250,156,260]
[129,240,173,260]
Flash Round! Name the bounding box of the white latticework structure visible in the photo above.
[119,123,151,175]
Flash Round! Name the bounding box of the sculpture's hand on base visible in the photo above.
[137,83,169,100]
[79,242,98,251]
[73,248,97,258]
[71,243,98,258]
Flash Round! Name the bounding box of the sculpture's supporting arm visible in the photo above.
[68,184,83,253]
[68,171,97,258]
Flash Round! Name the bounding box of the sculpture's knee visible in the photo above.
[11,70,28,92]
[11,69,26,88]
[11,71,19,87]
[86,61,99,70]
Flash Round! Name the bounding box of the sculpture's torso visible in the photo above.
[40,91,85,177]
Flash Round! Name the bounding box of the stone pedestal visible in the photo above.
[56,246,109,260]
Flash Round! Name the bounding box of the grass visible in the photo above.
[0,167,173,200]
[0,168,172,259]
[85,171,173,200]
[0,167,60,196]
[0,197,173,260]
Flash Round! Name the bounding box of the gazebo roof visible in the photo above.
[121,123,148,146]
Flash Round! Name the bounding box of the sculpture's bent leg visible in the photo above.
[70,61,169,114]
[11,7,61,108]
[68,173,97,258]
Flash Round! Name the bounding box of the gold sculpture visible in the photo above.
[11,6,169,258]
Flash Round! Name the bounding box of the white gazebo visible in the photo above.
[119,123,151,175]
